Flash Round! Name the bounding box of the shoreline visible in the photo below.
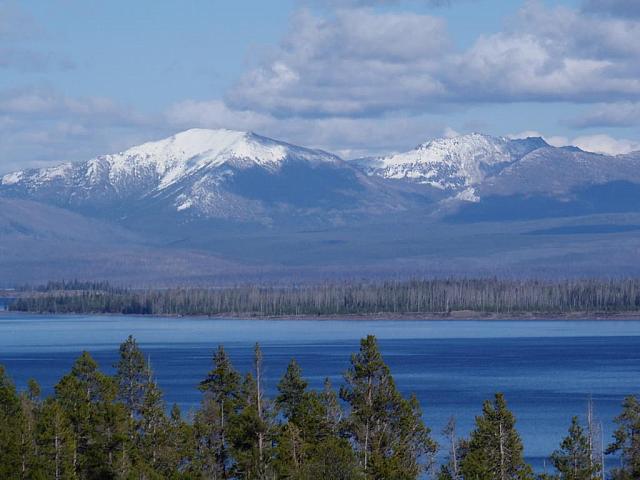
[5,309,640,321]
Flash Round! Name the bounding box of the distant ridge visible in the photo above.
[2,128,640,284]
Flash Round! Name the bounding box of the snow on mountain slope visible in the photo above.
[3,128,640,226]
[1,129,407,223]
[104,128,339,190]
[0,129,350,220]
[2,129,338,193]
[353,133,548,193]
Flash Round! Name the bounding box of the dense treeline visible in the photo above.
[16,280,124,294]
[1,335,639,479]
[9,278,640,316]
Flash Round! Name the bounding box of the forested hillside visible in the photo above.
[10,278,640,317]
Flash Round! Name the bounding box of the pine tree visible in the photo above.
[196,344,242,478]
[54,351,125,479]
[438,417,462,480]
[606,395,640,480]
[274,361,357,479]
[166,403,192,476]
[320,377,342,434]
[551,416,600,480]
[276,359,308,424]
[299,436,363,480]
[193,393,226,478]
[138,362,171,476]
[340,335,436,479]
[35,399,76,480]
[0,365,23,479]
[460,393,534,480]
[17,379,41,478]
[114,335,147,419]
[229,344,275,480]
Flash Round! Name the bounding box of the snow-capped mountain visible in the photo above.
[352,133,548,195]
[3,129,640,228]
[1,128,403,223]
[3,128,640,283]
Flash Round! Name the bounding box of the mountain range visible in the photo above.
[2,128,640,284]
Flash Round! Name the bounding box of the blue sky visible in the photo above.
[1,0,639,172]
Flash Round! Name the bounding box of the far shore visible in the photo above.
[4,308,640,321]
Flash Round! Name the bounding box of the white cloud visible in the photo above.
[0,88,161,172]
[228,2,640,118]
[508,130,640,155]
[227,8,451,116]
[571,134,640,155]
[570,102,640,128]
[165,98,449,158]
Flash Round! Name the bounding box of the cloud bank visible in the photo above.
[227,2,640,117]
[1,0,639,172]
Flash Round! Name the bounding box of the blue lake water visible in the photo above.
[1,313,638,473]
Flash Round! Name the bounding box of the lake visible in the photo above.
[1,312,638,473]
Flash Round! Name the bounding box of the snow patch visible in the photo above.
[1,171,23,185]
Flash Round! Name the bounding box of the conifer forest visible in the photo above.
[9,278,640,317]
[1,335,639,480]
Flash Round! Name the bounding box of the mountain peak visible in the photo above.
[354,132,548,190]
[0,128,345,220]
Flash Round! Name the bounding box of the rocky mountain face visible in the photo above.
[0,129,413,225]
[353,133,548,195]
[2,128,640,283]
[3,129,639,224]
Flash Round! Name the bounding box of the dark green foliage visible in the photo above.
[114,335,147,418]
[228,344,275,479]
[54,351,128,478]
[276,359,307,423]
[2,335,638,480]
[550,416,600,480]
[295,436,362,480]
[460,393,534,480]
[340,335,437,479]
[194,345,242,478]
[34,399,76,480]
[17,380,40,478]
[0,365,23,479]
[606,395,640,480]
[12,278,640,316]
[273,361,357,479]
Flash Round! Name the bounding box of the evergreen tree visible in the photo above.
[138,362,172,476]
[193,393,226,478]
[550,416,600,480]
[17,379,41,478]
[274,365,344,478]
[276,359,307,424]
[0,365,23,479]
[606,395,640,480]
[340,335,436,479]
[166,404,192,476]
[54,351,126,479]
[196,344,242,478]
[460,393,533,480]
[438,417,462,480]
[229,344,275,480]
[35,399,76,480]
[114,335,147,419]
[320,377,343,434]
[298,436,363,480]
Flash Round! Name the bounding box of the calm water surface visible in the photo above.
[1,313,638,472]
